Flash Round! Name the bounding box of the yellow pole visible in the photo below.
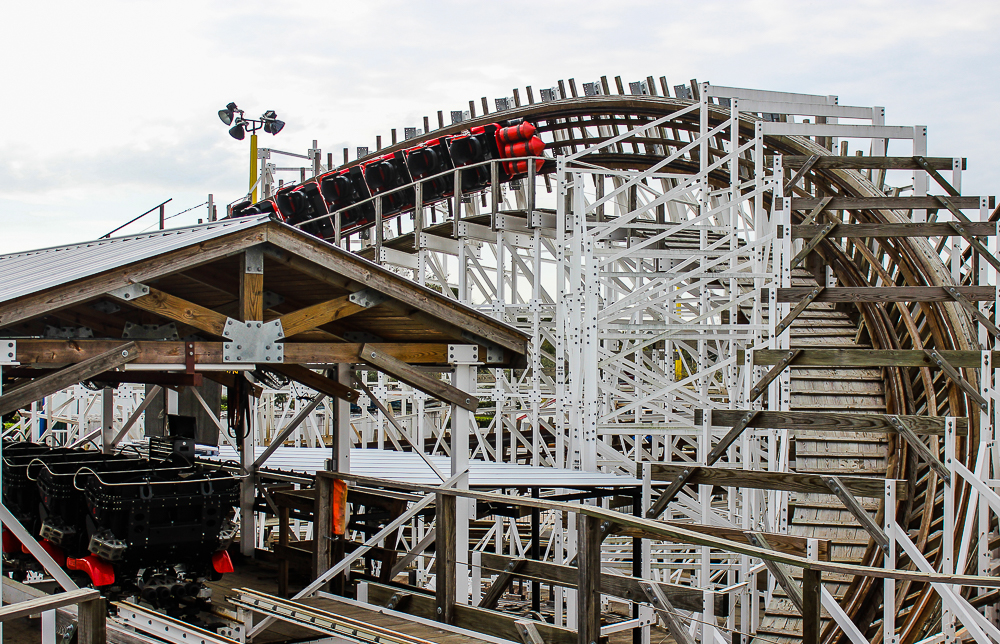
[250,133,258,203]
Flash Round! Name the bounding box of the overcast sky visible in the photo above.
[2,0,997,253]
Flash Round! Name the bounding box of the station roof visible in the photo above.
[0,217,529,367]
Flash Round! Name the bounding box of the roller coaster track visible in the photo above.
[275,86,993,643]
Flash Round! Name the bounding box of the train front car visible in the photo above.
[227,118,546,239]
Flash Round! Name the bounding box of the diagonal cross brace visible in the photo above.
[775,287,824,337]
[790,222,836,270]
[784,154,821,195]
[945,286,1000,336]
[889,416,951,484]
[924,349,988,411]
[750,349,802,402]
[822,475,890,553]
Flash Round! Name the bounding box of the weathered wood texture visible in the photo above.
[791,196,980,210]
[360,344,479,411]
[650,464,903,500]
[744,348,998,368]
[780,155,960,170]
[793,222,995,239]
[0,342,138,415]
[778,286,995,302]
[435,493,456,625]
[705,409,968,436]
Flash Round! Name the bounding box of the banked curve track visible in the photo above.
[302,91,984,644]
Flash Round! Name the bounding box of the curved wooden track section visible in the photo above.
[326,89,985,643]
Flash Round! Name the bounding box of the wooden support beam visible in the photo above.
[782,156,961,170]
[745,532,804,613]
[792,196,981,210]
[1,367,201,387]
[945,286,1000,336]
[774,288,823,336]
[615,521,829,560]
[784,154,820,194]
[704,409,967,436]
[744,348,999,368]
[793,222,997,239]
[116,286,228,336]
[822,476,890,553]
[0,342,138,416]
[639,581,695,644]
[651,463,904,499]
[276,295,367,338]
[924,349,988,411]
[268,364,359,403]
[889,416,952,484]
[801,568,822,644]
[477,552,722,614]
[78,595,107,644]
[240,250,264,322]
[649,410,760,518]
[790,222,836,270]
[478,558,526,609]
[576,514,601,644]
[749,349,801,402]
[913,156,960,197]
[14,339,453,366]
[435,493,456,624]
[0,588,100,622]
[359,344,478,411]
[947,218,1000,273]
[778,285,995,302]
[312,475,333,590]
[799,196,833,226]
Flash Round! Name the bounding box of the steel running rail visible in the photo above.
[231,588,438,644]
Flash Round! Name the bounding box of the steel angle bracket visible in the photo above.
[223,319,284,364]
[461,331,504,363]
[107,283,150,301]
[348,288,389,308]
[0,340,17,365]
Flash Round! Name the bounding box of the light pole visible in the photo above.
[218,102,285,204]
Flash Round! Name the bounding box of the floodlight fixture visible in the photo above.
[218,101,239,126]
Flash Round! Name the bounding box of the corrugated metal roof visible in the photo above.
[0,216,271,305]
[209,446,641,488]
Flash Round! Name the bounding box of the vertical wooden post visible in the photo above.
[278,506,289,598]
[312,474,333,591]
[530,487,540,614]
[239,248,263,556]
[100,387,114,454]
[435,493,456,624]
[801,568,821,644]
[577,514,601,644]
[78,597,106,644]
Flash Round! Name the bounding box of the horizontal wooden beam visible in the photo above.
[780,155,962,170]
[14,340,452,366]
[650,464,904,500]
[778,286,995,303]
[478,552,725,614]
[741,348,997,369]
[791,196,981,211]
[359,344,478,411]
[365,581,577,644]
[2,367,202,387]
[612,521,830,561]
[703,410,968,436]
[793,222,996,239]
[0,342,138,416]
[0,587,100,622]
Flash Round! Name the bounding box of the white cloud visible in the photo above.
[2,0,998,252]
